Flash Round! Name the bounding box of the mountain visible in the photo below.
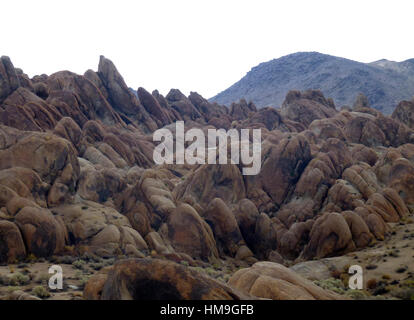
[210,52,414,114]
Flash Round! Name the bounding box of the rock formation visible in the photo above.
[0,55,413,300]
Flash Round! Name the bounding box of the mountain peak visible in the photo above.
[210,52,414,114]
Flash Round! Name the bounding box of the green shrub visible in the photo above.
[72,259,86,269]
[8,272,30,286]
[32,286,51,299]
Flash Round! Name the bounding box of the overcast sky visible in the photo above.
[2,0,413,98]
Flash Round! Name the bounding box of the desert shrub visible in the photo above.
[32,286,50,299]
[8,272,30,286]
[345,290,369,300]
[314,278,346,294]
[72,259,86,269]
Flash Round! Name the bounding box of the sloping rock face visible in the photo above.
[228,261,342,300]
[1,55,414,300]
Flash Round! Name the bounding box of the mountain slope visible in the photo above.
[210,52,414,114]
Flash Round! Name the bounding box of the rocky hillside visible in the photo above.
[210,52,414,114]
[1,55,414,300]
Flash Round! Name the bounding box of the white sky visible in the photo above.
[2,0,414,99]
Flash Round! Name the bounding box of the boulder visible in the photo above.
[166,203,218,261]
[203,198,245,256]
[92,258,248,300]
[392,99,414,129]
[246,134,311,211]
[0,220,26,263]
[301,212,355,259]
[228,261,342,300]
[15,206,66,257]
[175,164,246,210]
[280,90,337,127]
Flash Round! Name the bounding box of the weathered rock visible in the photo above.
[203,198,245,256]
[47,71,124,126]
[344,116,386,147]
[229,99,256,121]
[301,212,355,259]
[167,203,218,261]
[366,192,402,223]
[97,56,157,132]
[15,206,66,257]
[392,99,414,129]
[246,134,311,212]
[280,90,337,127]
[94,258,248,300]
[52,201,146,257]
[0,56,19,103]
[0,220,26,263]
[228,261,342,300]
[279,220,314,260]
[137,87,171,127]
[309,118,346,141]
[0,131,80,205]
[53,117,82,149]
[251,213,278,259]
[341,210,373,248]
[233,199,260,249]
[175,164,246,210]
[144,231,170,254]
[351,144,378,166]
[166,89,203,121]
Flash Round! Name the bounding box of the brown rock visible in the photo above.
[233,199,260,249]
[0,56,19,103]
[47,71,124,126]
[0,220,26,263]
[203,198,245,256]
[137,87,171,127]
[279,220,314,260]
[301,212,355,259]
[344,116,386,147]
[351,144,378,166]
[280,90,337,127]
[246,134,311,211]
[97,258,248,300]
[167,203,218,261]
[341,210,373,248]
[392,99,414,129]
[228,261,342,300]
[53,117,82,149]
[97,56,157,132]
[166,89,203,121]
[15,206,66,257]
[83,273,108,300]
[46,90,89,127]
[0,131,80,196]
[175,164,246,210]
[229,99,256,121]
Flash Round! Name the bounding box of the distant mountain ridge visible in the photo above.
[210,52,414,114]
